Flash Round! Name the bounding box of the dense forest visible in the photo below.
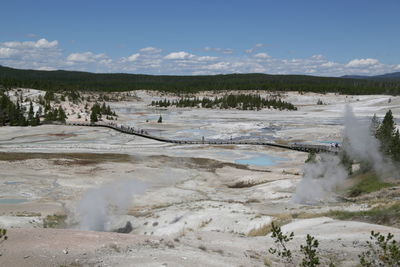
[1,65,400,95]
[151,94,297,111]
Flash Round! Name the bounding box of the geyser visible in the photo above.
[77,178,147,231]
[292,105,395,204]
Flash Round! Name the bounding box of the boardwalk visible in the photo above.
[66,121,341,154]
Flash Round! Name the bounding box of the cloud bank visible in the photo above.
[1,38,399,76]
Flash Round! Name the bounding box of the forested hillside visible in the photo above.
[1,65,400,95]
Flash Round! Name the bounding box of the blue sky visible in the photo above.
[1,0,399,76]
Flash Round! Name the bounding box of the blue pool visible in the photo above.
[0,198,28,204]
[235,153,287,167]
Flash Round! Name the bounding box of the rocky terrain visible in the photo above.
[0,89,399,266]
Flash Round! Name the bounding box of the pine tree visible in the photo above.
[101,102,107,113]
[34,112,40,126]
[57,106,67,122]
[28,101,34,121]
[37,106,43,116]
[377,110,395,155]
[90,110,98,123]
[157,115,162,123]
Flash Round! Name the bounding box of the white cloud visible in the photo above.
[35,38,58,48]
[0,38,64,71]
[139,47,162,54]
[321,61,336,68]
[0,47,17,58]
[3,38,58,49]
[164,51,195,60]
[67,52,108,63]
[253,53,270,59]
[126,53,140,62]
[196,56,218,62]
[205,62,231,71]
[36,66,57,71]
[346,58,379,68]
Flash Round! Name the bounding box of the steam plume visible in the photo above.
[78,179,147,231]
[292,154,347,204]
[293,105,394,204]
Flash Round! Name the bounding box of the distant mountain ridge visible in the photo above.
[342,71,400,81]
[1,65,400,95]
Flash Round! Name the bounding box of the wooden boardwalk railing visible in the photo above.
[65,121,340,154]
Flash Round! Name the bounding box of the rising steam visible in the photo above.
[292,154,348,204]
[77,179,147,231]
[293,105,394,204]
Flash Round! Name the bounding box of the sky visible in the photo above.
[1,0,400,76]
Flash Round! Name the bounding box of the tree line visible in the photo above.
[151,94,297,111]
[0,90,67,126]
[1,65,400,95]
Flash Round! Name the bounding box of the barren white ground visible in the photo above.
[0,90,399,266]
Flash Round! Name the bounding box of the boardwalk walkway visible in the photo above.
[66,121,340,154]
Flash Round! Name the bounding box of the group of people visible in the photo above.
[330,142,340,148]
[106,122,149,135]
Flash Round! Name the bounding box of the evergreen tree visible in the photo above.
[57,106,67,122]
[44,91,55,102]
[34,112,41,126]
[90,110,98,123]
[377,110,395,155]
[28,101,34,121]
[37,106,43,116]
[158,115,162,123]
[101,102,107,113]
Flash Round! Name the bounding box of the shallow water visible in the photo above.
[235,153,287,167]
[0,198,28,204]
[4,181,24,185]
[317,140,341,144]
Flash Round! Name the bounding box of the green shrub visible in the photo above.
[359,231,400,266]
[268,222,294,264]
[300,234,320,267]
[348,172,392,197]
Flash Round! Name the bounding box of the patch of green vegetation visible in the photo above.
[249,214,294,237]
[359,231,400,266]
[348,172,393,197]
[43,214,67,228]
[152,94,297,111]
[268,223,400,266]
[324,202,400,227]
[305,152,316,163]
[59,263,82,267]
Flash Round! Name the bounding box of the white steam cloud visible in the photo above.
[78,179,147,231]
[293,105,395,204]
[292,154,348,204]
[342,105,394,175]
